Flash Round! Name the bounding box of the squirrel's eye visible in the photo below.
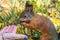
[24,15,26,17]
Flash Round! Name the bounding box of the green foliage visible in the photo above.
[56,2,60,12]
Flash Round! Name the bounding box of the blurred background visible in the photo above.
[0,0,60,40]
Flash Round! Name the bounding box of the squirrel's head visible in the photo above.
[19,1,34,26]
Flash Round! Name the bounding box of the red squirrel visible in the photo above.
[19,1,58,40]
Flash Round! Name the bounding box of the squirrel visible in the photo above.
[19,1,58,40]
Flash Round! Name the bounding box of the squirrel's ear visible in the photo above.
[25,1,33,7]
[25,1,34,15]
[25,1,33,11]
